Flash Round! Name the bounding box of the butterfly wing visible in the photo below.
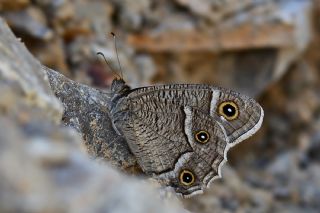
[156,106,229,197]
[115,84,264,144]
[110,83,263,196]
[111,85,214,174]
[112,101,192,174]
[209,87,264,146]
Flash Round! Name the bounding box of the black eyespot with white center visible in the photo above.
[195,130,210,144]
[179,169,195,186]
[217,101,239,121]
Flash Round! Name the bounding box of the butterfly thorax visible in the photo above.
[110,79,131,105]
[109,79,133,135]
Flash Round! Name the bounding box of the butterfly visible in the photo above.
[108,78,263,197]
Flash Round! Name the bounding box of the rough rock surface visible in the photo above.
[0,117,188,213]
[127,0,313,97]
[0,0,312,96]
[0,18,62,123]
[46,67,137,170]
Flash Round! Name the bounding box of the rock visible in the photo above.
[0,0,29,11]
[127,0,313,96]
[184,166,274,213]
[70,0,113,42]
[132,54,157,85]
[0,117,188,213]
[116,0,152,31]
[128,1,312,53]
[34,37,70,77]
[267,152,296,180]
[0,18,62,123]
[2,6,53,40]
[307,132,320,162]
[273,187,291,200]
[45,67,137,171]
[174,0,258,24]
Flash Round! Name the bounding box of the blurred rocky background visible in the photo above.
[1,0,320,212]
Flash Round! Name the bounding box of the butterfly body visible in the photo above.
[109,79,264,197]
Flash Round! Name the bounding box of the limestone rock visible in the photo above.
[0,117,188,213]
[127,0,313,96]
[46,67,137,170]
[3,6,53,40]
[0,18,62,123]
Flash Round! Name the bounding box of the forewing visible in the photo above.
[112,99,193,174]
[209,88,264,146]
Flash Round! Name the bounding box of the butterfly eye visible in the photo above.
[179,169,195,186]
[218,101,239,121]
[195,130,210,143]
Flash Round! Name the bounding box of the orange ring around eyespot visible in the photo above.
[217,101,239,121]
[179,169,195,186]
[195,130,210,144]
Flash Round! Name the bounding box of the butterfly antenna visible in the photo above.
[111,32,124,79]
[96,52,121,79]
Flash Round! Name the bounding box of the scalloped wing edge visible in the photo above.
[206,105,264,188]
[182,105,264,198]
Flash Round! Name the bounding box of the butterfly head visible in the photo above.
[111,78,131,96]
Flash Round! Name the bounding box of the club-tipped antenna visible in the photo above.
[111,32,123,79]
[96,51,121,79]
